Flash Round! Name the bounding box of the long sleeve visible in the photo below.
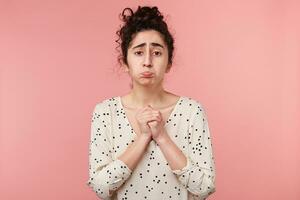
[171,103,216,199]
[86,103,133,200]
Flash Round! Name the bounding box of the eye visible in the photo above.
[134,51,143,56]
[153,51,162,56]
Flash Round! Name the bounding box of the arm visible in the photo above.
[155,133,188,172]
[87,103,147,200]
[156,104,216,199]
[117,134,152,171]
[107,134,151,196]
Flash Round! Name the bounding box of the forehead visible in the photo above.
[129,30,166,48]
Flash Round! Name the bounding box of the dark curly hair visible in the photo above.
[115,5,175,70]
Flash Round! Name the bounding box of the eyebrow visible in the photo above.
[132,42,164,49]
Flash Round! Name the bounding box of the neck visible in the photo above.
[128,83,167,108]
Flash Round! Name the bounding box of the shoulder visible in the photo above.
[179,96,208,119]
[92,96,119,113]
[180,96,205,110]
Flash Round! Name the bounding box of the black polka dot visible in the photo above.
[88,96,215,199]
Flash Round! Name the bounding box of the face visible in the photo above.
[123,29,171,87]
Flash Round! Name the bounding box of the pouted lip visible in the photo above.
[141,72,154,77]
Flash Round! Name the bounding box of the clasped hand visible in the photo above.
[135,104,167,141]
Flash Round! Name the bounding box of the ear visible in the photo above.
[121,60,129,72]
[165,63,172,73]
[123,65,129,72]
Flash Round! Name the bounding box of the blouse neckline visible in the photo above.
[117,96,183,136]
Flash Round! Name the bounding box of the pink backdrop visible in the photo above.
[1,0,299,199]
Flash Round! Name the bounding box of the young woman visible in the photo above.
[87,6,216,200]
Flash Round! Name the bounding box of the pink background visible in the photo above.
[1,0,299,199]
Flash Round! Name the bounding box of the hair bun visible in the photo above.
[120,6,163,24]
[120,7,133,22]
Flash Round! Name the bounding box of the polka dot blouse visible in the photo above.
[86,96,216,200]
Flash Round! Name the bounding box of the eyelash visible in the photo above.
[134,51,162,56]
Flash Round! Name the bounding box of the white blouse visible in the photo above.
[86,96,216,200]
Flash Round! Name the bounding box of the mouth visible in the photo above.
[141,72,154,78]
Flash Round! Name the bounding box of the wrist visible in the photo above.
[154,131,169,145]
[137,134,152,143]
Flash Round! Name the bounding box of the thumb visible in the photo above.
[148,120,158,126]
[148,104,155,110]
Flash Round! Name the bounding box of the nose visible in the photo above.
[143,50,152,67]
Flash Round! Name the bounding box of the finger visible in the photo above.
[138,105,152,112]
[138,110,161,122]
[145,105,158,112]
[147,119,157,124]
[152,114,161,121]
[142,105,152,111]
[141,111,157,118]
[139,113,158,120]
[148,119,158,125]
[149,115,161,122]
[136,110,153,119]
[140,106,150,113]
[151,113,161,119]
[141,115,159,123]
[147,109,158,115]
[148,105,159,112]
[151,110,159,114]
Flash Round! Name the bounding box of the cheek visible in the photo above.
[156,61,169,73]
[156,56,168,66]
[127,56,143,68]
